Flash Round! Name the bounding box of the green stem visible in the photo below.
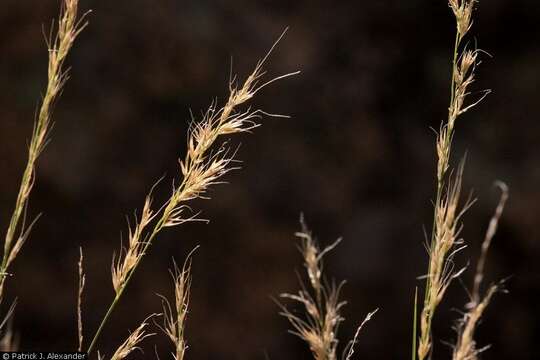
[86,292,121,354]
[87,218,165,354]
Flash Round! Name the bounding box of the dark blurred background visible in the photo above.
[0,0,539,359]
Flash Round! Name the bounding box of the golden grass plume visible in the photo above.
[86,31,299,354]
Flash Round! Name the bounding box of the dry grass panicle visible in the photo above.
[0,0,88,305]
[86,32,298,354]
[105,317,155,360]
[111,194,157,295]
[280,217,345,360]
[156,253,196,360]
[417,1,497,359]
[419,164,474,359]
[436,0,489,185]
[280,215,375,360]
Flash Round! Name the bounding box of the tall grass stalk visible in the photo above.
[86,32,299,354]
[418,1,490,359]
[0,0,88,305]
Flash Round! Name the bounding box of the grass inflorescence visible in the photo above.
[0,0,510,358]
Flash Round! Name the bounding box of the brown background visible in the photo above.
[0,0,539,359]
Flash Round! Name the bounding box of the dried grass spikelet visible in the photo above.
[437,47,487,183]
[295,215,341,300]
[418,164,473,360]
[449,0,476,37]
[109,316,155,360]
[279,216,344,360]
[449,49,488,127]
[156,252,196,360]
[280,215,375,360]
[281,282,345,360]
[0,0,89,302]
[112,194,156,294]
